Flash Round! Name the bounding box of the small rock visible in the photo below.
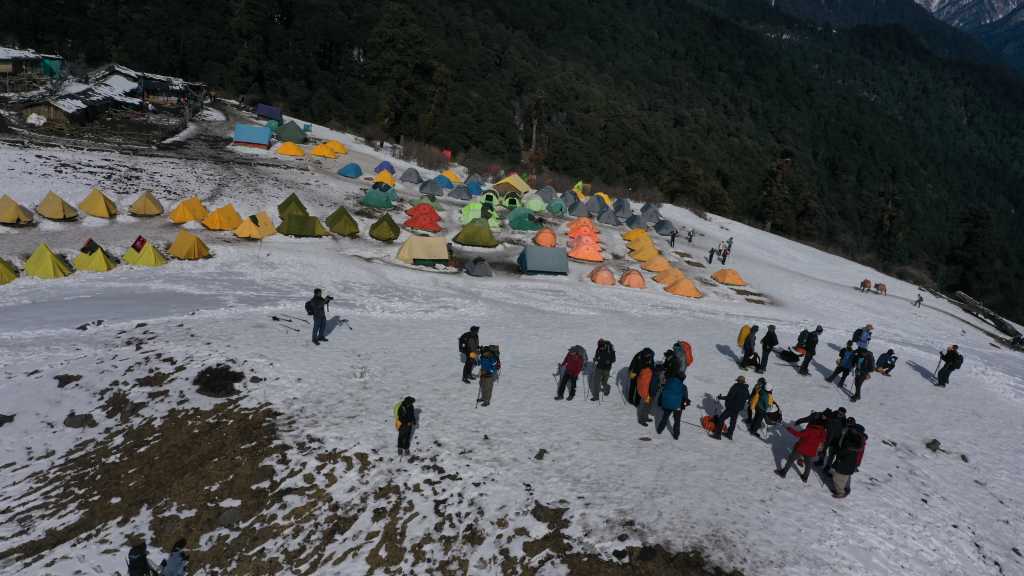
[135,323,147,328]
[960,454,969,463]
[75,323,89,331]
[534,449,548,461]
[54,374,82,388]
[1012,547,1021,557]
[617,533,629,542]
[249,376,263,383]
[216,507,242,527]
[612,549,628,560]
[63,412,98,429]
[0,413,15,428]
[925,439,942,452]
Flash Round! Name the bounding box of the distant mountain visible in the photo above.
[916,0,1024,29]
[977,4,1024,68]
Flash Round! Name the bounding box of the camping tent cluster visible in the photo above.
[566,218,605,263]
[622,227,702,298]
[232,111,347,158]
[2,189,168,228]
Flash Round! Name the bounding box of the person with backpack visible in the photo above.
[775,414,828,482]
[706,247,716,265]
[746,378,775,438]
[305,289,333,345]
[936,345,963,387]
[477,346,501,407]
[628,348,655,406]
[459,326,480,383]
[395,396,417,456]
[712,376,749,440]
[829,417,866,498]
[556,347,585,400]
[159,539,188,576]
[635,363,656,425]
[757,325,778,374]
[913,294,924,308]
[656,370,690,439]
[669,229,678,247]
[876,349,897,376]
[851,348,874,402]
[739,325,759,370]
[852,324,873,350]
[687,230,695,243]
[591,339,616,401]
[825,341,857,387]
[815,407,847,472]
[127,542,159,576]
[799,326,823,375]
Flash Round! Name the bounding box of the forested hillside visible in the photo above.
[3,0,1023,321]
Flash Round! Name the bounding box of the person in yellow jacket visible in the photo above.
[747,378,774,438]
[394,396,418,457]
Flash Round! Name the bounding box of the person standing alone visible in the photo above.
[305,289,333,345]
[591,339,616,400]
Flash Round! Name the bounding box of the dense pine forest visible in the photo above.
[3,0,1023,321]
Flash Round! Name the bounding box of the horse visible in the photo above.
[874,282,887,296]
[859,278,872,292]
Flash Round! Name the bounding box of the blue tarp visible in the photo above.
[255,103,282,122]
[232,124,272,148]
[374,161,396,174]
[339,163,363,178]
[434,175,454,189]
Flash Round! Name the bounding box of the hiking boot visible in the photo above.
[831,492,847,499]
[774,469,786,478]
[566,394,575,401]
[320,338,328,342]
[590,397,599,401]
[481,402,489,407]
[554,395,564,400]
[313,340,320,346]
[800,473,810,483]
[850,395,860,402]
[723,432,733,440]
[462,379,470,384]
[749,429,761,438]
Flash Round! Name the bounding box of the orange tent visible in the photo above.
[569,242,604,263]
[619,269,646,288]
[622,228,648,241]
[568,226,599,240]
[641,255,672,273]
[653,267,685,285]
[569,233,600,250]
[630,247,659,262]
[533,227,557,247]
[568,217,594,230]
[589,265,616,286]
[665,276,703,298]
[712,268,748,286]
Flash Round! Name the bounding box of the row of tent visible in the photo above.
[622,227,703,298]
[1,190,163,225]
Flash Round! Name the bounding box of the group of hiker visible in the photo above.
[706,237,734,265]
[776,407,867,498]
[127,539,188,576]
[667,228,697,248]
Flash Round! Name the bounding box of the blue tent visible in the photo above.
[467,181,483,196]
[434,175,454,190]
[339,163,363,178]
[375,161,396,174]
[255,103,282,122]
[518,246,569,276]
[232,124,272,148]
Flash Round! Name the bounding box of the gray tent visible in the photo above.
[598,208,620,226]
[400,168,424,184]
[641,202,660,214]
[568,200,589,217]
[613,197,632,219]
[467,174,483,185]
[654,219,677,236]
[518,246,569,275]
[448,184,472,200]
[585,195,606,216]
[464,256,494,277]
[625,214,648,229]
[419,179,443,196]
[537,186,556,203]
[561,191,577,205]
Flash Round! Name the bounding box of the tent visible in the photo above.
[613,197,632,219]
[202,204,242,231]
[277,214,329,237]
[501,191,522,209]
[619,269,646,288]
[0,257,17,285]
[78,188,118,218]
[594,192,613,207]
[25,244,72,279]
[524,195,547,212]
[361,187,394,209]
[508,207,541,231]
[404,204,442,233]
[232,124,272,149]
[129,191,164,217]
[169,229,211,260]
[625,214,648,229]
[585,195,606,215]
[568,201,588,217]
[369,213,401,242]
[123,237,167,267]
[712,268,748,286]
[627,237,654,252]
[480,191,499,206]
[597,209,619,226]
[326,140,348,155]
[546,198,566,216]
[311,143,337,159]
[466,174,483,185]
[641,202,660,215]
[36,192,78,221]
[277,121,307,144]
[410,195,443,210]
[326,206,360,237]
[568,240,604,263]
[374,170,397,188]
[266,120,280,133]
[537,186,556,203]
[666,277,703,298]
[375,160,396,174]
[533,227,557,247]
[234,212,278,240]
[654,219,677,236]
[0,195,33,225]
[654,267,685,285]
[255,103,283,122]
[467,180,483,196]
[630,246,659,262]
[464,257,493,278]
[401,167,424,184]
[622,228,649,241]
[518,246,569,275]
[493,174,530,195]
[453,218,499,248]
[589,265,616,286]
[276,142,304,157]
[169,196,209,223]
[339,163,363,178]
[278,193,309,220]
[434,175,454,190]
[396,236,449,266]
[561,190,577,205]
[73,240,117,273]
[448,185,472,200]
[440,169,462,184]
[641,255,672,272]
[420,179,443,197]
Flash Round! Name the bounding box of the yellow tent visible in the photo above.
[373,170,397,188]
[36,192,79,221]
[630,246,659,262]
[311,143,337,159]
[0,194,34,225]
[169,196,209,224]
[665,276,703,298]
[202,204,242,231]
[493,174,530,195]
[123,241,167,267]
[594,192,613,207]
[169,229,210,260]
[0,258,18,285]
[234,211,277,240]
[575,189,587,202]
[396,236,450,265]
[78,188,118,218]
[325,140,348,155]
[627,237,655,251]
[25,244,72,279]
[622,228,649,241]
[441,169,463,184]
[73,244,117,273]
[653,267,685,285]
[277,142,305,157]
[641,255,672,273]
[712,268,748,286]
[129,191,164,216]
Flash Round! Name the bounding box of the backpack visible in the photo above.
[737,325,751,348]
[797,329,809,348]
[127,544,150,576]
[676,341,694,367]
[853,328,864,343]
[305,299,314,316]
[458,332,469,353]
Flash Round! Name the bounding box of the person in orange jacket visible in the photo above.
[635,365,655,425]
[775,414,828,482]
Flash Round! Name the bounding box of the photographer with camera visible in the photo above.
[305,288,333,345]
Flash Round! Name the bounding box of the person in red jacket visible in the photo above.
[775,415,828,483]
[555,347,585,401]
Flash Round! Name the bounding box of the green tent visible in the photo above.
[524,195,547,212]
[453,218,499,248]
[547,198,567,216]
[385,187,399,203]
[266,119,280,133]
[370,213,400,242]
[326,206,359,237]
[277,214,329,237]
[508,207,542,231]
[501,191,523,209]
[277,121,307,143]
[481,191,499,206]
[361,188,394,209]
[278,193,309,220]
[459,202,499,228]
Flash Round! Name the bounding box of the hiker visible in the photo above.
[825,341,857,387]
[712,375,749,440]
[477,346,501,407]
[876,349,897,375]
[669,229,678,247]
[829,417,866,498]
[395,396,417,456]
[670,340,692,377]
[850,349,875,402]
[635,364,656,425]
[936,345,963,387]
[687,230,695,243]
[747,378,774,438]
[816,407,847,472]
[727,236,734,250]
[628,348,655,405]
[459,326,480,383]
[757,325,778,374]
[799,326,823,375]
[305,289,333,345]
[739,325,759,369]
[852,324,873,350]
[775,414,827,482]
[591,339,616,401]
[159,539,188,576]
[706,247,716,265]
[656,370,690,439]
[719,248,729,265]
[127,542,159,576]
[555,346,585,400]
[913,294,924,308]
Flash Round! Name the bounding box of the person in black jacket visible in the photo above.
[713,376,749,440]
[739,325,759,369]
[627,348,655,405]
[591,339,616,400]
[799,326,823,375]
[830,423,865,498]
[459,326,480,383]
[757,325,778,374]
[936,345,963,387]
[851,349,874,402]
[126,542,159,576]
[815,407,847,471]
[306,289,333,345]
[876,349,898,376]
[396,396,418,456]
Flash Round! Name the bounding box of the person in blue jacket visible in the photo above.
[656,372,690,439]
[825,341,857,387]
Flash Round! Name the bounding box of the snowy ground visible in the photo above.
[0,108,1022,576]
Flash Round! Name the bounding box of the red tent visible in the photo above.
[404,204,442,233]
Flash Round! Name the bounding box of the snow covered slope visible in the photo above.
[1,108,1022,576]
